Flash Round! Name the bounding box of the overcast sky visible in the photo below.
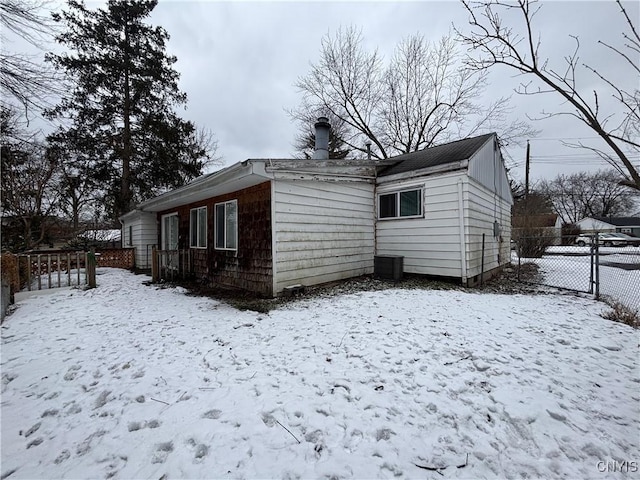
[8,0,640,187]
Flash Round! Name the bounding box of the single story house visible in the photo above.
[576,216,640,237]
[120,120,512,296]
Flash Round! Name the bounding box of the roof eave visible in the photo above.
[376,159,469,184]
[136,161,273,212]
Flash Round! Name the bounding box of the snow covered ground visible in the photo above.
[1,269,638,479]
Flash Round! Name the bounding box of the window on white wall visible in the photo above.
[215,200,237,250]
[378,189,422,219]
[190,206,207,248]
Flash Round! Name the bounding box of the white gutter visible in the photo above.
[457,179,468,285]
[138,161,273,212]
[270,170,376,181]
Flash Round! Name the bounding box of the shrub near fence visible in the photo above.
[1,254,20,297]
[1,254,19,321]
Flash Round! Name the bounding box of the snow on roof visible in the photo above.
[79,229,121,241]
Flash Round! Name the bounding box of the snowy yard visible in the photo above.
[1,269,638,479]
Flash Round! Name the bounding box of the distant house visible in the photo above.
[120,120,512,296]
[576,217,640,237]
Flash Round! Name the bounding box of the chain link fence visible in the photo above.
[512,231,640,312]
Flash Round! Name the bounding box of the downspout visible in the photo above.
[457,179,468,285]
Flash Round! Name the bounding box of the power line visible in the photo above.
[529,136,604,141]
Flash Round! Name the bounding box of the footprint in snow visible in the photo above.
[26,438,43,449]
[202,409,222,420]
[376,428,395,441]
[54,450,71,464]
[76,430,106,456]
[63,365,81,381]
[22,422,41,438]
[128,420,161,431]
[65,402,82,415]
[261,413,276,427]
[546,410,567,422]
[94,390,112,409]
[1,372,17,387]
[186,438,209,462]
[151,442,174,464]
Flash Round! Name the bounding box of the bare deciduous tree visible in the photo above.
[0,0,63,116]
[457,0,640,190]
[538,170,638,225]
[293,26,534,160]
[1,106,60,251]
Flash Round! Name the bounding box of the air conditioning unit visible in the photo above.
[374,255,403,281]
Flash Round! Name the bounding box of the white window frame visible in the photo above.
[378,188,423,220]
[214,200,238,251]
[189,206,207,249]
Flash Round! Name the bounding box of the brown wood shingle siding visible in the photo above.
[156,181,273,296]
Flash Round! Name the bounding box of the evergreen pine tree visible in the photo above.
[46,0,213,219]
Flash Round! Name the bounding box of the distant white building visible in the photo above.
[577,217,640,237]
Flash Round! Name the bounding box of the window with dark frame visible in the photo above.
[215,200,237,250]
[190,206,207,248]
[378,189,422,219]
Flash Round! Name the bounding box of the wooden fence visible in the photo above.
[17,251,90,291]
[151,249,194,282]
[96,248,135,269]
[9,248,134,293]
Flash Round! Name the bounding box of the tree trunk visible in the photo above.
[121,14,132,218]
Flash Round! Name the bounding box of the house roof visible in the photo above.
[592,216,640,227]
[378,133,495,177]
[124,158,384,215]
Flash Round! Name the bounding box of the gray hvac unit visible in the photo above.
[374,255,403,281]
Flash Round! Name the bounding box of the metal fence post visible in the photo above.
[589,238,594,294]
[480,233,486,287]
[594,233,600,300]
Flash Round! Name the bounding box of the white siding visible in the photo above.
[122,212,157,269]
[467,136,513,204]
[273,179,375,293]
[376,171,465,278]
[464,178,512,279]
